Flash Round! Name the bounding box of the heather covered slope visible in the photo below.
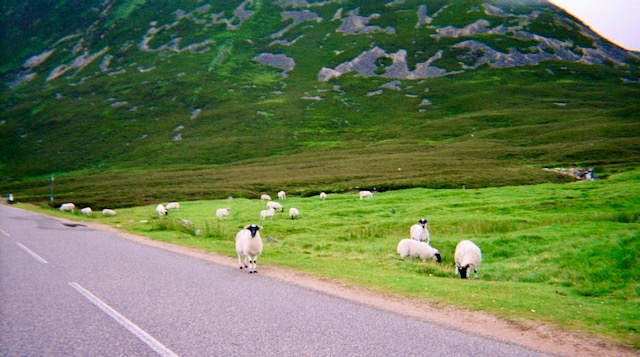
[1,0,639,204]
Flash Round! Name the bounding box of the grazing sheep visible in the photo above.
[278,191,286,200]
[102,209,117,216]
[59,203,75,213]
[455,240,482,279]
[260,207,276,220]
[235,224,263,273]
[80,207,92,216]
[397,239,441,262]
[320,192,327,200]
[260,194,271,201]
[216,208,231,220]
[359,190,374,199]
[410,218,430,244]
[289,207,299,219]
[166,202,180,210]
[156,204,168,216]
[266,201,283,212]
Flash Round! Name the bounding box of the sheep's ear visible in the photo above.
[244,224,251,229]
[257,225,263,230]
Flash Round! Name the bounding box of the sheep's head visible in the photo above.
[418,218,428,227]
[434,251,441,263]
[457,265,469,279]
[245,224,263,237]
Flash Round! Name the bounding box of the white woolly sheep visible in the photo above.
[266,201,283,212]
[156,204,168,216]
[166,202,180,210]
[410,218,430,244]
[359,190,374,199]
[216,208,231,220]
[102,209,117,216]
[80,207,92,216]
[320,192,327,200]
[260,194,271,201]
[235,224,263,273]
[260,207,276,220]
[455,240,482,279]
[278,191,286,200]
[289,207,299,219]
[59,203,75,213]
[397,239,441,262]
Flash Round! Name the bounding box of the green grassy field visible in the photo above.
[21,168,639,348]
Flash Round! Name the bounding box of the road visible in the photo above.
[0,205,550,356]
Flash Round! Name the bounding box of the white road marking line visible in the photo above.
[0,229,10,237]
[69,282,178,357]
[16,243,48,264]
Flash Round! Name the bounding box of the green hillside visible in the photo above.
[1,0,639,206]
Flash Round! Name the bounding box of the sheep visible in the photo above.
[455,240,482,279]
[266,201,283,212]
[289,207,299,219]
[410,218,430,244]
[102,209,117,216]
[260,207,276,220]
[156,204,168,216]
[166,202,180,210]
[359,190,374,199]
[397,239,441,262]
[320,192,327,200]
[260,194,271,201]
[235,224,263,273]
[216,207,231,220]
[59,203,75,213]
[278,191,286,200]
[80,207,92,216]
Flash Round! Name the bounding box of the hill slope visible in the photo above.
[1,0,639,205]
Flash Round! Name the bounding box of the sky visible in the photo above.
[549,0,640,51]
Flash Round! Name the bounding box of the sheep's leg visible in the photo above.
[249,255,258,273]
[474,269,478,279]
[237,254,244,269]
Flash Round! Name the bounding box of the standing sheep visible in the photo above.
[359,190,374,199]
[397,239,441,262]
[266,201,283,212]
[410,218,430,244]
[260,194,271,201]
[320,192,327,200]
[166,202,180,210]
[278,191,286,200]
[156,204,168,216]
[216,208,231,220]
[80,207,92,216]
[235,224,263,273]
[455,240,482,279]
[260,207,276,220]
[59,203,75,213]
[289,207,299,219]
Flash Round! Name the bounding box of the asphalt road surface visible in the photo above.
[0,205,551,356]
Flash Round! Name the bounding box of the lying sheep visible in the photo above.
[410,218,430,244]
[166,202,180,210]
[397,239,441,262]
[289,207,299,219]
[359,190,374,199]
[80,207,92,216]
[216,208,231,220]
[266,201,283,212]
[260,207,276,220]
[455,240,482,279]
[320,192,327,200]
[278,191,286,200]
[235,224,263,273]
[59,203,75,213]
[102,209,117,216]
[260,194,271,201]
